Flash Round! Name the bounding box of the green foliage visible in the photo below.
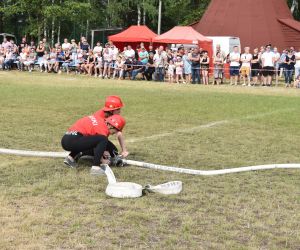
[0,0,298,42]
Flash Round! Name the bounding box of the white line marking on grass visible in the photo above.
[126,120,229,143]
[127,108,294,143]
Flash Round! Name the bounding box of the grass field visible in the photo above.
[0,71,300,250]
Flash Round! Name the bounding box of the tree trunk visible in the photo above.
[86,19,89,39]
[143,1,146,25]
[57,22,61,43]
[137,4,141,25]
[51,18,55,46]
[51,0,55,46]
[44,18,47,38]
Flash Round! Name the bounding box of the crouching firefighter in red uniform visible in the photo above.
[61,114,126,175]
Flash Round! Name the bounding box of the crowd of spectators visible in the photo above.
[1,36,300,88]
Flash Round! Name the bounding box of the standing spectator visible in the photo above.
[283,50,295,87]
[294,48,300,79]
[94,51,103,77]
[112,56,124,79]
[144,52,155,81]
[24,47,36,72]
[167,59,175,83]
[42,38,51,53]
[102,47,112,78]
[240,47,252,86]
[110,44,119,69]
[166,49,174,63]
[229,46,240,85]
[189,47,201,84]
[175,57,184,84]
[182,49,191,84]
[62,38,71,52]
[153,48,166,82]
[273,47,281,85]
[261,44,275,86]
[278,49,287,77]
[200,51,210,85]
[36,41,45,71]
[139,47,149,65]
[213,51,224,85]
[214,44,226,83]
[2,37,12,50]
[148,45,156,55]
[48,48,57,72]
[251,48,260,86]
[70,39,77,54]
[17,48,28,71]
[258,46,265,84]
[80,37,90,52]
[18,37,28,54]
[93,42,103,54]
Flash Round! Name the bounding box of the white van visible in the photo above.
[207,36,241,56]
[0,33,16,43]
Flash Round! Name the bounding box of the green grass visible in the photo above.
[0,71,300,249]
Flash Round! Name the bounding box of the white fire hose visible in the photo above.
[1,148,299,198]
[0,148,299,176]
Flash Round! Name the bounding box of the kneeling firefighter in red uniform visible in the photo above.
[93,95,129,157]
[61,113,126,174]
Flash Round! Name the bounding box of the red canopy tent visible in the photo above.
[153,26,213,56]
[108,25,157,50]
[191,0,300,51]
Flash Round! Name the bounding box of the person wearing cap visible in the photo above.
[93,96,129,158]
[61,113,126,174]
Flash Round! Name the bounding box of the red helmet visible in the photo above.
[103,96,124,111]
[106,114,126,131]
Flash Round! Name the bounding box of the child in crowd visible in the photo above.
[112,56,124,80]
[175,57,185,84]
[18,48,27,71]
[41,50,49,72]
[293,75,300,88]
[94,51,103,78]
[167,59,175,83]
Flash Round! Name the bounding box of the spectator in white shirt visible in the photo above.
[102,47,112,78]
[93,42,103,54]
[294,48,300,79]
[62,38,71,51]
[17,48,27,71]
[240,47,252,86]
[261,44,275,86]
[124,45,135,61]
[229,46,240,85]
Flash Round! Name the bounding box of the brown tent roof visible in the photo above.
[191,0,300,51]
